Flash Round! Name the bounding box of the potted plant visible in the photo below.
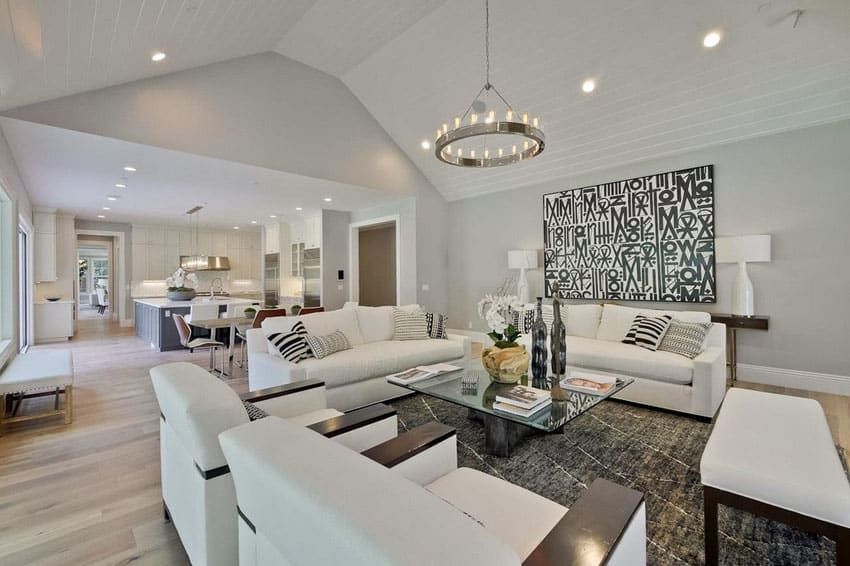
[290,304,302,316]
[477,288,530,383]
[165,268,199,301]
[243,307,257,319]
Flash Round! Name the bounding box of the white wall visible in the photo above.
[321,210,351,311]
[0,125,32,368]
[449,119,850,383]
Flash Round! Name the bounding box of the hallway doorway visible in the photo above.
[76,237,113,320]
[350,217,400,306]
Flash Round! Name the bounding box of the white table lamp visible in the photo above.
[716,235,771,316]
[508,250,538,305]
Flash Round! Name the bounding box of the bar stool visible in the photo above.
[172,314,225,375]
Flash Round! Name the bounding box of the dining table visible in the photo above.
[189,315,254,376]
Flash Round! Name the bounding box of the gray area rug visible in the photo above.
[389,394,844,565]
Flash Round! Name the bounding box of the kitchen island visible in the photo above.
[134,297,261,351]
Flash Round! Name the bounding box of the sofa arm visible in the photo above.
[523,478,646,566]
[244,379,327,418]
[446,333,472,363]
[247,352,307,391]
[307,404,399,453]
[362,422,458,486]
[691,345,727,419]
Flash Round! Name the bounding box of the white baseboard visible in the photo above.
[120,319,134,328]
[736,364,850,396]
[447,328,489,344]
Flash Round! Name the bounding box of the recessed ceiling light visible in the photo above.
[295,207,303,211]
[269,214,277,219]
[102,206,111,210]
[250,220,257,224]
[123,166,136,172]
[151,51,167,62]
[115,183,126,188]
[582,79,596,93]
[233,226,239,230]
[703,31,721,48]
[323,197,332,202]
[421,140,431,150]
[107,195,119,201]
[97,214,106,219]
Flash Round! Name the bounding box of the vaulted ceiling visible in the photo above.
[2,0,849,204]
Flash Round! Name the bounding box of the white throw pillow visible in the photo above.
[596,304,710,342]
[354,306,394,343]
[393,307,429,340]
[566,304,603,338]
[298,309,365,346]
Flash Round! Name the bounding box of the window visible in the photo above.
[0,184,13,362]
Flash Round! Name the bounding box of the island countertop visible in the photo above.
[133,297,261,309]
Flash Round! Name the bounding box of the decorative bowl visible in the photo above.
[166,289,197,301]
[481,344,531,384]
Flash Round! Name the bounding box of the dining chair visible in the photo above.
[236,308,287,368]
[172,314,226,374]
[299,306,325,315]
[95,288,109,315]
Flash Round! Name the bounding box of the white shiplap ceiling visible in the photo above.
[0,117,398,227]
[1,0,849,204]
[0,0,316,111]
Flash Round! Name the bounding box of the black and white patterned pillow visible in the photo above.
[511,308,535,334]
[393,307,429,340]
[266,321,312,363]
[425,312,448,339]
[305,330,352,359]
[622,314,672,351]
[658,320,711,359]
[243,401,269,421]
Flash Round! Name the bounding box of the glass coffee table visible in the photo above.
[397,367,632,457]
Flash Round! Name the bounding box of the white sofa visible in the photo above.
[519,303,727,419]
[220,415,647,566]
[247,305,471,411]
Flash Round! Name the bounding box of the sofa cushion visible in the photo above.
[566,304,603,339]
[427,467,566,560]
[658,320,712,359]
[570,336,694,384]
[596,304,710,342]
[263,309,365,346]
[354,306,394,343]
[296,340,465,388]
[426,312,448,339]
[266,321,312,362]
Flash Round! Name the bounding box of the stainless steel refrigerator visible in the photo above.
[264,253,280,307]
[302,247,320,307]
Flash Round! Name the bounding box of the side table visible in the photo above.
[709,314,769,385]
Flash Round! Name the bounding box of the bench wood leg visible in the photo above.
[64,385,73,424]
[704,486,719,565]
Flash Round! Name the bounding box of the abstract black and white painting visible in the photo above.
[543,165,715,303]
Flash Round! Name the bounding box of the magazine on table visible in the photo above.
[387,363,461,385]
[493,398,552,418]
[560,371,620,396]
[494,385,551,409]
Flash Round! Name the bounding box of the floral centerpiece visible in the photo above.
[477,283,530,383]
[165,268,199,301]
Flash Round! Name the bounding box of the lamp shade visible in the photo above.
[508,250,538,269]
[715,235,771,264]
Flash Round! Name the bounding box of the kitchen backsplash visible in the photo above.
[131,273,261,297]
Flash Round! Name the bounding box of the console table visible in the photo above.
[709,314,769,384]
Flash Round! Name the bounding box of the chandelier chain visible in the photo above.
[485,0,490,88]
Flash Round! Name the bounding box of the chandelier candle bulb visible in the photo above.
[455,116,461,128]
[523,113,528,124]
[470,150,476,158]
[484,148,490,158]
[506,110,513,120]
[471,113,478,124]
[512,145,517,154]
[498,148,503,157]
[533,117,539,128]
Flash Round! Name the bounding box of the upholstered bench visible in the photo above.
[701,388,850,564]
[0,349,74,435]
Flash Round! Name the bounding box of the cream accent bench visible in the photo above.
[701,388,850,564]
[0,350,74,435]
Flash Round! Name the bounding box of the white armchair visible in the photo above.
[220,416,647,566]
[150,362,399,566]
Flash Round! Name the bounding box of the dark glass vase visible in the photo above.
[549,298,567,378]
[531,297,548,388]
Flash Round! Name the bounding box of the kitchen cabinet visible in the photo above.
[34,211,57,282]
[35,302,74,343]
[265,224,280,254]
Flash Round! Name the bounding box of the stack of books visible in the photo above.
[560,371,619,395]
[493,385,552,418]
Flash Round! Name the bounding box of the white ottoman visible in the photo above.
[700,388,850,564]
[0,350,74,434]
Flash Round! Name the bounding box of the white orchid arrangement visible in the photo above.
[477,281,522,348]
[165,267,199,292]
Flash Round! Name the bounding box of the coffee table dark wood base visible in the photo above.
[468,409,563,457]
